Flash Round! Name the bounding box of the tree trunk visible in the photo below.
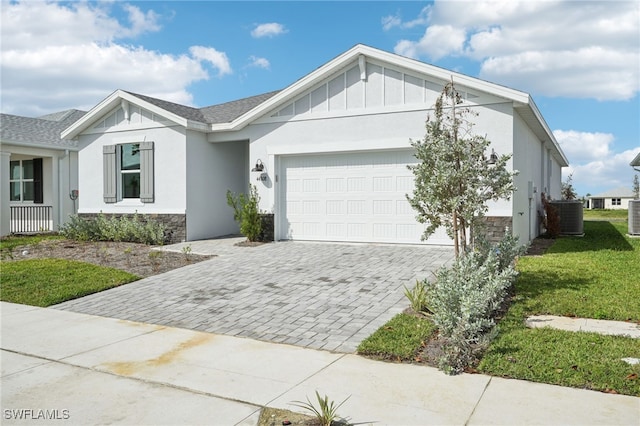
[452,210,460,258]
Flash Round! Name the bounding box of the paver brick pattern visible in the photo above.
[54,241,454,353]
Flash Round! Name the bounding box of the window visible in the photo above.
[612,198,621,206]
[103,142,154,203]
[120,143,140,198]
[9,159,43,203]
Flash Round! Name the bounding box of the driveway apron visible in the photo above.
[54,241,454,353]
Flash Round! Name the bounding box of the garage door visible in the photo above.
[279,150,451,245]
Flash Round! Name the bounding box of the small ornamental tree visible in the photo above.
[561,173,578,200]
[407,79,516,258]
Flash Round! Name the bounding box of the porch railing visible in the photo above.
[10,205,54,233]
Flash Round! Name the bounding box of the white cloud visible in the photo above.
[565,148,640,196]
[382,15,402,31]
[382,7,430,31]
[121,3,161,37]
[248,56,270,70]
[554,130,614,164]
[395,25,466,60]
[251,23,287,38]
[0,1,232,116]
[189,46,232,77]
[391,0,640,101]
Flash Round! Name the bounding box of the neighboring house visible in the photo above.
[588,187,636,210]
[631,151,640,172]
[62,44,568,245]
[1,109,85,236]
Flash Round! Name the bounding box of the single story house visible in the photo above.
[61,44,568,245]
[1,109,85,236]
[588,187,637,210]
[631,151,640,172]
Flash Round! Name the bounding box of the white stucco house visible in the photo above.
[61,44,568,245]
[1,109,85,236]
[588,187,637,210]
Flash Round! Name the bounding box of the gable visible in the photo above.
[90,104,172,133]
[263,57,502,122]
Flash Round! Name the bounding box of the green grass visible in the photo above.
[1,259,139,307]
[583,209,628,221]
[358,220,640,396]
[479,220,640,396]
[358,313,437,359]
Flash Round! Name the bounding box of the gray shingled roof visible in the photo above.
[0,109,86,148]
[124,90,281,124]
[631,151,640,167]
[199,90,281,124]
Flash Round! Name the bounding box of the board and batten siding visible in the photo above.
[267,58,484,119]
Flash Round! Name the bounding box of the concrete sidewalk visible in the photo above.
[1,302,638,425]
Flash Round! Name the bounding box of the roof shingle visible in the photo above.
[124,90,281,124]
[1,109,86,148]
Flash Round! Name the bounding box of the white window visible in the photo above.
[9,159,42,203]
[103,142,154,203]
[9,160,34,202]
[612,198,621,206]
[119,143,141,199]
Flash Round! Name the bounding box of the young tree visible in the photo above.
[407,79,516,258]
[561,173,578,200]
[633,174,639,199]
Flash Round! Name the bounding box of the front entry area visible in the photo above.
[278,150,451,245]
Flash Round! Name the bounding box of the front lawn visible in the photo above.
[1,259,139,307]
[583,209,628,221]
[358,220,640,396]
[479,221,640,395]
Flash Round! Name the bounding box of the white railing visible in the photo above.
[10,206,54,233]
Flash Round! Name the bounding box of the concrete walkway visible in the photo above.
[526,315,640,338]
[54,240,453,353]
[2,302,638,425]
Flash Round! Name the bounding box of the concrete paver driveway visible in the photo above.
[55,240,454,353]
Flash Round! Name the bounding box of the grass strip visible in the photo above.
[358,313,437,359]
[1,258,139,307]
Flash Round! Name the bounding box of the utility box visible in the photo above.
[550,200,584,236]
[629,200,640,236]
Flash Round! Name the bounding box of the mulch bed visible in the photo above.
[2,239,213,278]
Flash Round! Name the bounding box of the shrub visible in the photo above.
[426,232,525,374]
[226,184,262,242]
[540,192,560,238]
[291,391,350,426]
[404,280,431,314]
[60,213,165,245]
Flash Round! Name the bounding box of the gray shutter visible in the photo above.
[103,145,117,203]
[139,142,154,203]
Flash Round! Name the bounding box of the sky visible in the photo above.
[1,0,638,196]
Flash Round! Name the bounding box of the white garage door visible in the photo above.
[279,150,451,245]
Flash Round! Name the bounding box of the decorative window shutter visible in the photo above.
[103,145,117,203]
[33,158,43,204]
[139,141,154,203]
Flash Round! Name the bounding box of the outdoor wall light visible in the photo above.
[251,159,264,172]
[487,149,498,165]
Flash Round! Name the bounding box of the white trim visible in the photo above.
[62,90,194,139]
[267,139,414,156]
[211,45,532,133]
